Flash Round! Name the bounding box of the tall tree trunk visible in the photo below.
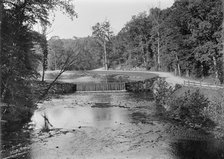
[176,54,181,76]
[177,63,181,76]
[222,5,224,83]
[41,46,48,82]
[103,40,108,70]
[54,51,57,70]
[41,65,45,81]
[0,0,2,101]
[141,40,146,66]
[0,0,2,147]
[213,56,218,79]
[186,69,190,77]
[157,31,160,71]
[41,26,48,81]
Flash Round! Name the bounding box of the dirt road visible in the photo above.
[92,69,196,86]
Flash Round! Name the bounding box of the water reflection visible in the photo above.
[32,106,130,129]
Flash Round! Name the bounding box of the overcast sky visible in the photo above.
[44,0,174,39]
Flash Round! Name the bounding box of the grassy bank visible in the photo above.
[172,86,224,137]
[90,70,158,81]
[154,81,224,138]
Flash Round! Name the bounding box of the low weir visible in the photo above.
[76,82,126,92]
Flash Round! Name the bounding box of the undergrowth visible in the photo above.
[153,79,214,129]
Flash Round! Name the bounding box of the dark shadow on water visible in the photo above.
[171,139,224,159]
[128,92,154,101]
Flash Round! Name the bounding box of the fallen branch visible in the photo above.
[38,50,80,100]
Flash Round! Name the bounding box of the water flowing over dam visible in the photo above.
[76,82,126,92]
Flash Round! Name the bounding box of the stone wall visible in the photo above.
[125,77,159,92]
[33,81,77,95]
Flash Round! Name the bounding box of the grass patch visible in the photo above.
[90,70,158,81]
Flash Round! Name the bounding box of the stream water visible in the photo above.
[2,73,224,159]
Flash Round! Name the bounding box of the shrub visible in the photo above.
[205,90,224,128]
[152,78,174,109]
[152,80,211,128]
[169,89,210,126]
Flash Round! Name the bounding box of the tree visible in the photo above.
[158,4,192,75]
[31,27,49,82]
[1,0,77,122]
[150,8,163,71]
[48,36,102,71]
[48,36,65,70]
[40,25,48,82]
[40,48,80,99]
[92,20,114,70]
[114,12,154,69]
[71,37,102,70]
[187,0,223,79]
[110,0,223,82]
[153,0,223,80]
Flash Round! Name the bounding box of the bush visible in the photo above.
[216,59,224,84]
[168,89,210,126]
[205,90,224,128]
[152,78,174,109]
[152,80,212,128]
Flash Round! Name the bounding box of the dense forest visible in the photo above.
[0,0,224,123]
[114,0,224,81]
[48,0,224,82]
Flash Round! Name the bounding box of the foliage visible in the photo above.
[112,0,223,82]
[205,90,224,128]
[92,20,114,70]
[217,59,224,84]
[152,78,174,108]
[115,12,154,68]
[1,0,76,123]
[72,37,102,70]
[169,89,210,126]
[48,37,102,70]
[153,80,210,127]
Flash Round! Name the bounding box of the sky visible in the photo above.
[44,0,174,39]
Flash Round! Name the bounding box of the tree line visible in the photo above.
[49,0,223,83]
[112,0,223,82]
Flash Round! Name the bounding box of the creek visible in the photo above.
[2,73,224,159]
